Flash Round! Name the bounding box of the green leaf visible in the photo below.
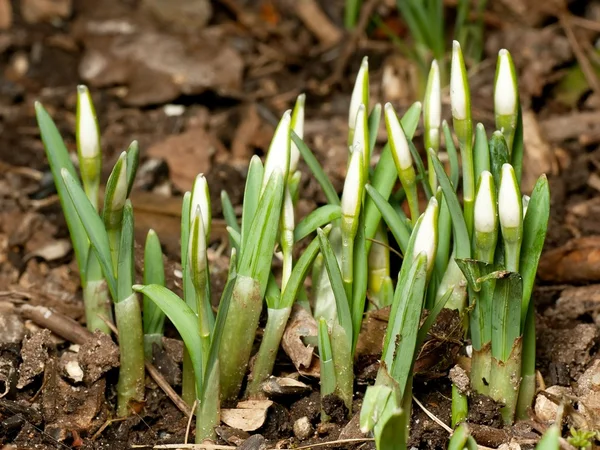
[473,123,490,181]
[241,156,264,249]
[181,192,192,269]
[281,227,330,309]
[448,423,478,450]
[206,272,237,376]
[35,102,89,282]
[294,205,341,242]
[351,213,368,352]
[428,149,471,258]
[442,120,460,190]
[133,284,203,394]
[103,152,128,230]
[408,140,433,199]
[489,132,509,191]
[125,140,140,197]
[360,385,393,433]
[227,227,241,250]
[291,131,339,206]
[519,175,549,323]
[317,228,353,342]
[511,106,524,186]
[365,185,411,254]
[117,201,134,302]
[239,172,285,297]
[389,253,428,392]
[363,102,422,249]
[143,229,166,336]
[221,190,240,233]
[373,394,406,450]
[490,271,523,362]
[535,425,559,450]
[318,317,336,396]
[61,168,117,300]
[368,103,382,157]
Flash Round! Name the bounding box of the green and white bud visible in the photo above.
[290,94,305,173]
[474,171,498,262]
[384,103,412,171]
[341,145,364,239]
[103,151,128,230]
[352,104,369,170]
[424,60,441,151]
[263,110,291,191]
[412,197,439,277]
[190,174,211,239]
[494,49,519,152]
[450,41,469,122]
[76,85,101,210]
[349,57,369,141]
[188,205,208,293]
[498,163,523,272]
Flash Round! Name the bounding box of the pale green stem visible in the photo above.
[331,322,353,414]
[219,275,262,402]
[182,351,196,406]
[341,234,354,303]
[107,228,121,276]
[516,304,536,420]
[471,345,492,396]
[115,294,145,417]
[489,339,522,425]
[452,384,468,427]
[246,307,291,397]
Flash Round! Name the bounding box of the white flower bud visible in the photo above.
[384,103,412,171]
[494,49,517,117]
[412,197,439,274]
[425,60,441,131]
[76,85,100,159]
[111,152,128,212]
[450,41,468,121]
[188,206,207,285]
[263,110,291,188]
[474,171,497,234]
[349,57,369,131]
[498,164,522,229]
[341,146,364,221]
[190,174,211,238]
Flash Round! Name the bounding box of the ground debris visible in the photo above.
[16,329,54,389]
[78,330,119,385]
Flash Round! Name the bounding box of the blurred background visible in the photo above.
[0,0,597,265]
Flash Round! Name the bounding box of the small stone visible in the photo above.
[60,352,83,383]
[534,385,573,423]
[293,416,313,441]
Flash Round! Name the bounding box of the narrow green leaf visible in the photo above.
[511,106,524,185]
[491,271,523,362]
[351,214,368,352]
[221,190,240,232]
[408,140,433,199]
[206,273,237,376]
[241,156,264,249]
[317,228,353,342]
[519,175,549,324]
[442,121,460,190]
[368,103,382,157]
[117,201,134,302]
[373,395,406,450]
[389,254,428,391]
[360,385,393,433]
[318,317,336,396]
[35,102,89,282]
[489,132,509,191]
[181,192,192,268]
[365,185,410,254]
[291,131,339,206]
[473,123,490,181]
[535,425,559,450]
[125,140,140,197]
[281,227,330,309]
[143,229,166,336]
[363,102,422,249]
[133,284,203,393]
[294,205,341,242]
[227,227,241,250]
[428,150,471,258]
[61,168,117,299]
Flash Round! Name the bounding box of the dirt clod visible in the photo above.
[16,329,54,389]
[321,394,348,424]
[78,330,119,385]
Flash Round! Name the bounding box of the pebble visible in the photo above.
[293,416,313,441]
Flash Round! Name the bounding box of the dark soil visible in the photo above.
[2,0,600,449]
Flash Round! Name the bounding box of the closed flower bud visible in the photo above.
[76,85,100,160]
[494,49,518,117]
[450,41,469,121]
[190,174,211,239]
[474,171,497,234]
[384,103,413,171]
[263,110,291,190]
[498,164,522,230]
[349,57,369,133]
[289,94,305,173]
[412,197,439,276]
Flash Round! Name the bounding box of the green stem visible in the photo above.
[331,322,353,414]
[196,362,220,442]
[115,294,145,417]
[219,275,262,402]
[489,338,522,425]
[83,250,113,334]
[516,303,536,420]
[405,181,420,226]
[246,307,291,398]
[107,228,121,276]
[182,350,196,406]
[437,257,468,312]
[471,345,491,395]
[451,384,468,427]
[341,235,354,303]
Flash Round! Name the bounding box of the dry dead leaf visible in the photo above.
[24,239,72,263]
[281,305,319,377]
[538,236,600,283]
[221,399,273,431]
[521,110,559,193]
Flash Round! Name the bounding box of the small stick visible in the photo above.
[184,399,198,444]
